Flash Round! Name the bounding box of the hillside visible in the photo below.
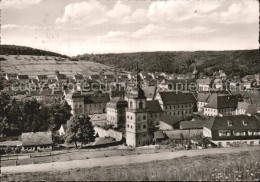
[0,55,114,78]
[77,50,259,77]
[0,45,69,58]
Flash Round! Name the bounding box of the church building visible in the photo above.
[125,65,151,147]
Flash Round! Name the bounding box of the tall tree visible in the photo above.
[65,116,95,148]
[50,100,72,130]
[0,91,11,120]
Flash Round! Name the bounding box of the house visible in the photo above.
[0,141,22,152]
[102,74,115,83]
[153,130,166,143]
[116,74,129,83]
[5,73,18,81]
[29,89,63,101]
[164,129,202,141]
[160,79,197,92]
[106,97,128,128]
[156,91,194,116]
[73,74,84,82]
[197,92,214,112]
[243,80,254,89]
[65,91,110,116]
[9,90,28,100]
[213,78,223,90]
[203,115,260,147]
[142,85,157,100]
[58,124,67,136]
[94,126,122,141]
[151,73,165,82]
[127,73,136,80]
[36,75,48,83]
[180,119,207,130]
[109,83,125,99]
[146,100,163,126]
[156,114,183,130]
[203,94,238,116]
[56,74,67,83]
[219,70,227,78]
[21,131,53,152]
[242,75,255,82]
[89,74,101,81]
[90,113,108,127]
[196,79,212,91]
[139,72,154,82]
[17,75,29,83]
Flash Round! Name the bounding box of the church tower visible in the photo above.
[125,64,150,147]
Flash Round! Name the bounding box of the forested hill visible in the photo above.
[77,50,259,77]
[0,45,69,58]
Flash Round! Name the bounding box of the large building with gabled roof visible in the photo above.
[155,91,194,116]
[203,114,260,147]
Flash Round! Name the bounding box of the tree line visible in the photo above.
[0,91,72,136]
[0,45,68,58]
[76,49,259,77]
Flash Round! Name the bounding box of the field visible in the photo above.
[0,55,115,78]
[2,150,260,181]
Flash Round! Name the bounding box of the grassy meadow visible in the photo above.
[2,150,260,181]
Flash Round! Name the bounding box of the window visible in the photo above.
[242,120,248,126]
[143,115,146,120]
[248,131,253,136]
[227,121,233,126]
[127,124,129,128]
[250,141,254,146]
[234,132,240,136]
[254,131,260,136]
[218,142,222,147]
[139,101,143,109]
[143,124,146,129]
[165,106,167,109]
[219,132,231,137]
[130,101,133,108]
[170,106,172,109]
[131,125,133,129]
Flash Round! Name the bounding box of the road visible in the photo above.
[2,146,260,174]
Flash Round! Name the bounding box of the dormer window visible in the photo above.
[242,120,248,126]
[227,121,233,126]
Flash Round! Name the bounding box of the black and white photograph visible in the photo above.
[0,0,259,181]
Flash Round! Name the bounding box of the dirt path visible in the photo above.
[2,146,260,174]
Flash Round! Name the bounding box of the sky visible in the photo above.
[1,0,259,56]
